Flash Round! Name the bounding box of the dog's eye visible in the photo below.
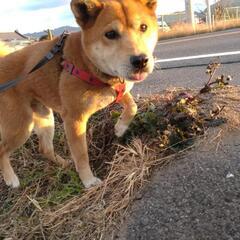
[105,30,120,40]
[140,24,148,32]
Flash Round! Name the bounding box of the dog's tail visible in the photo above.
[0,41,15,57]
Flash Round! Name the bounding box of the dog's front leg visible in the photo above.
[64,116,102,188]
[62,88,116,188]
[115,92,138,137]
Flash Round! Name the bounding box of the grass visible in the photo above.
[1,63,240,239]
[158,19,240,40]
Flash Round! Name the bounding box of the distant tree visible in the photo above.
[214,1,224,21]
[39,35,50,41]
[39,29,54,41]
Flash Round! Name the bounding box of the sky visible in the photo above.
[0,0,216,34]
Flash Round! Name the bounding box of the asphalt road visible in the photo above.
[133,28,240,96]
[118,130,240,240]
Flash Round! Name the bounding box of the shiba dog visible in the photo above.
[0,0,158,188]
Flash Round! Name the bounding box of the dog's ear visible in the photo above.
[141,0,157,11]
[71,0,103,28]
[146,0,157,10]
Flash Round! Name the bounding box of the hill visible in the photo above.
[25,26,80,39]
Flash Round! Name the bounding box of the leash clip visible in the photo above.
[45,51,54,60]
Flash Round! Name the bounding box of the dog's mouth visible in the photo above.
[128,71,148,82]
[98,69,149,83]
[93,63,150,83]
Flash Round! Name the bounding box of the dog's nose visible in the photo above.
[130,54,149,69]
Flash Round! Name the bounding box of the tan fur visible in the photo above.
[0,0,158,188]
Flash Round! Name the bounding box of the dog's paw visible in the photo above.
[115,123,128,137]
[83,177,102,189]
[4,172,20,188]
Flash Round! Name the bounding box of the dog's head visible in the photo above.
[71,0,158,82]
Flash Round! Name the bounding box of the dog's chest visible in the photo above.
[110,81,134,96]
[124,81,134,93]
[111,81,134,99]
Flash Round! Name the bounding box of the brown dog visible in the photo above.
[0,0,158,188]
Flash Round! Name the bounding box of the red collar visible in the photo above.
[62,60,125,103]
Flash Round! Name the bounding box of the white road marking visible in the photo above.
[155,50,240,63]
[157,30,240,45]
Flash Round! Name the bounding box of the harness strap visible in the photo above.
[114,83,126,103]
[0,77,23,93]
[29,32,69,74]
[62,60,126,103]
[0,31,69,93]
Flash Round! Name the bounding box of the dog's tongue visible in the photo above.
[132,72,147,81]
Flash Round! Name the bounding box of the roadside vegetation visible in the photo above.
[158,19,240,40]
[1,63,240,239]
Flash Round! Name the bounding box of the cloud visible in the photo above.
[0,2,77,33]
[21,0,69,11]
[157,0,185,14]
[0,0,215,33]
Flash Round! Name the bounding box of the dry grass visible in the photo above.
[1,70,240,239]
[159,19,240,40]
[0,41,16,57]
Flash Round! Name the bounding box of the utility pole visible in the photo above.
[206,0,212,30]
[47,29,53,40]
[185,0,196,32]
